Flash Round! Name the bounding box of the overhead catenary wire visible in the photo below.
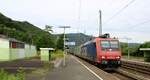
[129,19,150,29]
[104,0,135,25]
[77,0,81,33]
[104,19,150,32]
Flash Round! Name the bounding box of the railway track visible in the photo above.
[110,60,150,80]
[73,55,135,80]
[121,60,150,75]
[108,69,136,80]
[72,54,150,80]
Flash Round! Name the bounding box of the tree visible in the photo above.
[56,34,64,50]
[137,41,150,57]
[44,25,53,33]
[0,12,56,50]
[140,41,150,48]
[120,42,128,55]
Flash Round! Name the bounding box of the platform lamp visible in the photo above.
[120,37,132,59]
[59,26,70,66]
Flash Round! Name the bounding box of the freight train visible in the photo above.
[73,34,121,68]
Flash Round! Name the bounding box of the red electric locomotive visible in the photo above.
[79,34,121,68]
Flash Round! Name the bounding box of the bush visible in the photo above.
[51,50,64,60]
[0,69,25,80]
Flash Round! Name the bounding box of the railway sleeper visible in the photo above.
[116,68,150,80]
[121,65,150,75]
[122,63,150,73]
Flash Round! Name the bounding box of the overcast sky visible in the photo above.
[0,0,150,43]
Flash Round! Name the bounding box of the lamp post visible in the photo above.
[126,37,131,59]
[59,26,70,66]
[119,37,132,59]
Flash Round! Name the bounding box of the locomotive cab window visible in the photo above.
[101,41,110,48]
[101,40,110,50]
[110,41,119,49]
[101,40,119,50]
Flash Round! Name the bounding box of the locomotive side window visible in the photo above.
[110,41,119,48]
[101,41,110,48]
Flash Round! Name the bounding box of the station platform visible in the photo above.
[44,55,119,80]
[45,55,101,80]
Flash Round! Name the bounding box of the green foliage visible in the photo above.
[0,69,25,80]
[120,42,141,56]
[44,25,53,32]
[51,50,64,60]
[140,41,150,48]
[129,46,140,56]
[120,42,128,55]
[16,69,25,80]
[121,42,150,57]
[0,12,56,49]
[138,41,150,57]
[56,34,64,50]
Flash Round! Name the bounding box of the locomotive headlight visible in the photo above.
[116,56,120,59]
[101,56,105,59]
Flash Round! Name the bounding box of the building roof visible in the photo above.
[0,34,36,47]
[0,34,24,43]
[140,48,150,51]
[40,48,55,51]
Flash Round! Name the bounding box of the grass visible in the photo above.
[26,60,54,80]
[0,69,25,80]
[26,50,63,80]
[0,50,63,80]
[29,66,49,80]
[50,50,64,60]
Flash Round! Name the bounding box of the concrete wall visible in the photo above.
[41,50,49,61]
[0,38,37,61]
[10,45,37,60]
[25,44,30,58]
[10,48,25,60]
[0,38,10,61]
[30,45,37,57]
[25,44,37,58]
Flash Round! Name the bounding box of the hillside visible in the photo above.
[55,33,92,46]
[0,12,55,49]
[66,33,92,46]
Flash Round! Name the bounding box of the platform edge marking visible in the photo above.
[72,56,103,80]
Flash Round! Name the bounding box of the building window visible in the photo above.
[12,42,17,48]
[11,41,24,48]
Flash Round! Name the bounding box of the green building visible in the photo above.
[40,48,55,61]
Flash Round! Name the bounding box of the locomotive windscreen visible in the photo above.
[101,40,119,49]
[101,41,110,48]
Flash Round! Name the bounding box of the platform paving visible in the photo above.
[45,55,102,80]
